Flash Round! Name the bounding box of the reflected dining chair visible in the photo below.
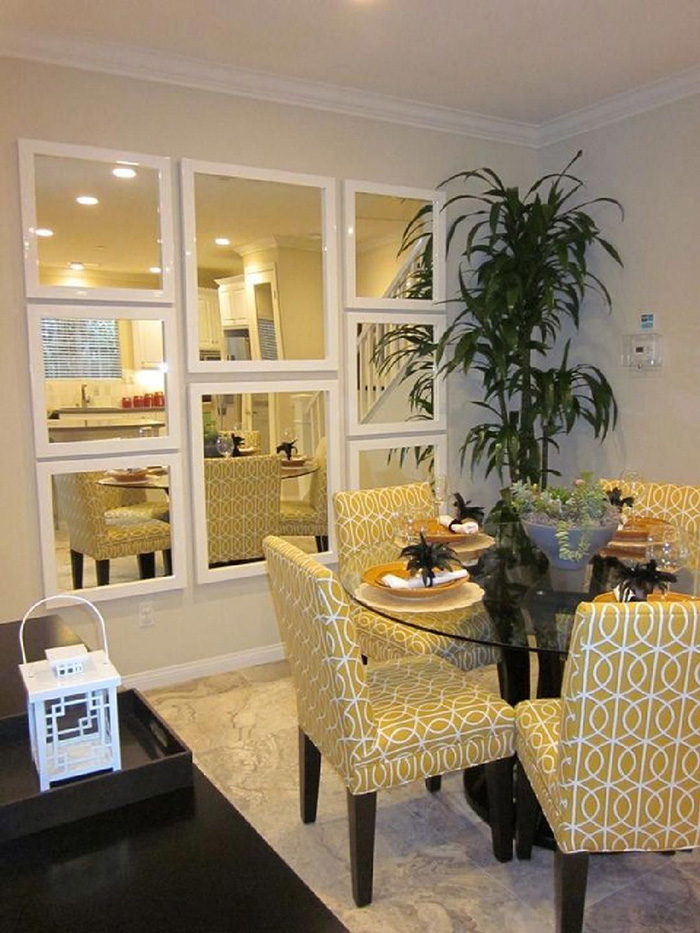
[54,472,171,587]
[515,600,700,933]
[263,535,516,906]
[205,455,281,565]
[279,436,328,551]
[333,483,500,672]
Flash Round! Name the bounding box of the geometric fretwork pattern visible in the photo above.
[333,483,500,672]
[263,536,514,796]
[516,600,700,854]
[42,688,115,780]
[205,455,281,564]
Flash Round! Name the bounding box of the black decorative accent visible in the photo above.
[276,440,297,460]
[399,532,460,587]
[607,557,677,601]
[452,492,485,525]
[607,486,635,509]
[231,434,245,457]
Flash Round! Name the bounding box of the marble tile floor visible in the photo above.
[147,662,700,933]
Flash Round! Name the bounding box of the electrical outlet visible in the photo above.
[139,601,155,628]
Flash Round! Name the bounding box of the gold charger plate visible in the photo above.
[355,580,484,614]
[362,561,468,599]
[105,468,148,483]
[281,456,308,467]
[422,518,475,545]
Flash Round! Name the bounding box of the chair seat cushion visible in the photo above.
[515,698,562,837]
[104,504,170,526]
[349,655,514,794]
[351,603,501,670]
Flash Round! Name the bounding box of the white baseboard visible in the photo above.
[122,642,286,692]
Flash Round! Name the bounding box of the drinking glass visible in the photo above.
[646,525,689,584]
[215,433,234,458]
[431,474,448,516]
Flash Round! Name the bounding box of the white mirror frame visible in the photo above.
[19,139,175,303]
[189,380,341,584]
[35,453,187,602]
[345,311,447,437]
[28,304,182,459]
[346,433,447,491]
[181,160,339,374]
[343,181,446,311]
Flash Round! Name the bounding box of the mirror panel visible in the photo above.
[189,382,339,583]
[36,455,186,600]
[183,161,338,372]
[347,434,447,490]
[20,141,174,302]
[28,305,182,458]
[344,182,445,309]
[346,312,445,434]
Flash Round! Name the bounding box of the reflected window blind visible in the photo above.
[42,319,122,379]
[257,319,278,360]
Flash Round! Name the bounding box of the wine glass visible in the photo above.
[215,433,234,458]
[646,525,689,589]
[431,474,448,516]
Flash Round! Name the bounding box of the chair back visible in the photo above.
[333,482,434,590]
[205,455,281,563]
[263,536,376,781]
[557,600,700,852]
[307,436,328,519]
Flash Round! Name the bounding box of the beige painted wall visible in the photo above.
[0,56,534,675]
[539,95,700,486]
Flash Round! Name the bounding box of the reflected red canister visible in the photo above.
[133,395,144,408]
[121,397,133,409]
[143,393,153,408]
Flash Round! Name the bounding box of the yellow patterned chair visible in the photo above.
[54,472,171,588]
[279,437,328,552]
[205,455,281,565]
[333,483,501,672]
[263,535,516,906]
[515,600,700,933]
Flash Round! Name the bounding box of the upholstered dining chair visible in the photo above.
[279,436,328,551]
[515,599,700,933]
[205,455,281,565]
[333,483,501,673]
[54,472,171,588]
[262,535,516,907]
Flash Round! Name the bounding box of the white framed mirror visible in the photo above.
[345,311,446,436]
[189,380,340,584]
[344,181,445,310]
[19,140,175,303]
[182,160,338,373]
[27,304,182,459]
[346,433,447,490]
[35,453,186,601]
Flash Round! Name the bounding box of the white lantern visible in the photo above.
[19,595,122,792]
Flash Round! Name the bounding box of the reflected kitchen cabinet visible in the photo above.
[131,320,164,370]
[197,288,222,356]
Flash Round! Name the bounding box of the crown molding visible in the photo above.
[0,30,539,147]
[3,30,700,151]
[538,66,700,147]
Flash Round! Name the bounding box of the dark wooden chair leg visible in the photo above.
[485,756,514,862]
[163,548,172,576]
[299,729,321,824]
[70,549,84,589]
[425,775,442,793]
[555,849,589,933]
[315,535,328,552]
[347,790,377,907]
[515,759,540,860]
[137,552,156,579]
[95,559,110,586]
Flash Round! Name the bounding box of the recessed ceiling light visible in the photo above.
[112,167,137,179]
[68,262,85,271]
[35,228,54,238]
[76,195,99,206]
[214,237,231,246]
[149,266,162,274]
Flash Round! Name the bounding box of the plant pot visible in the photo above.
[522,521,618,590]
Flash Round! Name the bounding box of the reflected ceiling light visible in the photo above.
[76,195,99,206]
[112,167,137,179]
[214,237,231,246]
[35,228,54,238]
[68,262,85,271]
[149,266,162,274]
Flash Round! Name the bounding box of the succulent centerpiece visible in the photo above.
[399,533,462,587]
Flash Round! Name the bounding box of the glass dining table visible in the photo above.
[348,521,620,706]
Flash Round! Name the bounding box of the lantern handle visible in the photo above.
[19,595,110,665]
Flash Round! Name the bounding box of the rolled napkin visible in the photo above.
[381,567,468,589]
[438,514,479,535]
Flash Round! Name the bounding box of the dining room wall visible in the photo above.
[539,93,700,486]
[0,55,536,676]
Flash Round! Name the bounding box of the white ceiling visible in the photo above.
[3,0,700,129]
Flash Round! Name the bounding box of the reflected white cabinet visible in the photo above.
[197,288,222,352]
[217,275,248,327]
[131,320,163,369]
